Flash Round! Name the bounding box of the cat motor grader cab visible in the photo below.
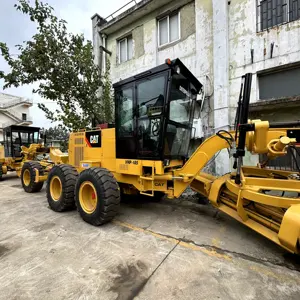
[0,124,67,191]
[33,58,300,254]
[0,125,41,180]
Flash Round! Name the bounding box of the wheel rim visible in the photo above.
[79,181,97,214]
[23,169,31,186]
[50,176,62,201]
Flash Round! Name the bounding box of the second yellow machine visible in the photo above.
[0,125,43,182]
[0,124,67,192]
[27,59,300,255]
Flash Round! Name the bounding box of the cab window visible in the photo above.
[137,75,166,157]
[116,87,134,136]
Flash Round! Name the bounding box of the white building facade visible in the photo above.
[92,0,300,174]
[0,92,33,141]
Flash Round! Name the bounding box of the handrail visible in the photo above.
[105,0,142,21]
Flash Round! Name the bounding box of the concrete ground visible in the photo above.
[1,173,300,300]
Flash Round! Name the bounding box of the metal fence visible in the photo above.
[257,0,300,31]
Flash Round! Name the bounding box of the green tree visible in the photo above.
[0,0,106,130]
[43,125,69,152]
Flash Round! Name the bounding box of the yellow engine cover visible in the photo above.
[68,128,116,172]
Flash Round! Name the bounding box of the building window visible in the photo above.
[258,67,300,100]
[22,113,27,121]
[158,12,180,47]
[118,35,133,63]
[257,0,300,31]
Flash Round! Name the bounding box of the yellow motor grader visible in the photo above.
[26,59,300,254]
[0,125,67,192]
[0,125,41,180]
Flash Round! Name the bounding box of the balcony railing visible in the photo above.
[105,0,143,22]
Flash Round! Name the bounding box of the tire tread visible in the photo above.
[46,164,78,212]
[21,161,44,193]
[75,167,120,226]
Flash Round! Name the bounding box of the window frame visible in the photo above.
[115,85,134,137]
[136,73,168,158]
[257,0,300,32]
[157,11,181,47]
[258,65,300,100]
[118,35,133,64]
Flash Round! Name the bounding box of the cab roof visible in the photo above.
[113,58,203,93]
[4,125,40,132]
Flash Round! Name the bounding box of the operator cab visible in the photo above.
[114,58,202,161]
[3,125,40,158]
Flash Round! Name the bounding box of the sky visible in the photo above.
[0,0,132,128]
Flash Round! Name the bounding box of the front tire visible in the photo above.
[75,168,120,226]
[21,162,44,193]
[46,164,78,212]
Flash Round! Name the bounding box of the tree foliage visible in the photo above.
[0,0,109,130]
[43,125,69,151]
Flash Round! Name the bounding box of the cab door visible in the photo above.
[115,84,136,159]
[3,129,12,157]
[136,73,168,159]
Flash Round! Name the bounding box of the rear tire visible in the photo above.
[46,164,78,212]
[21,162,44,193]
[75,168,120,226]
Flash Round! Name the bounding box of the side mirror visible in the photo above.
[40,133,44,139]
[6,132,11,138]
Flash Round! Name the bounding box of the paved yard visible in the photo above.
[1,172,300,300]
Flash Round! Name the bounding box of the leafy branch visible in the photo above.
[0,0,108,130]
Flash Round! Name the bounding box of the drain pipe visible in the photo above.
[102,34,107,74]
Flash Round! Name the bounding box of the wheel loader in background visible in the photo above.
[0,124,67,192]
[25,58,300,255]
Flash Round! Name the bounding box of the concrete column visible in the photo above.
[91,14,107,74]
[195,0,214,135]
[212,0,230,174]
